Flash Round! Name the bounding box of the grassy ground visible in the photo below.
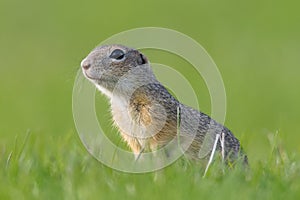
[1,0,300,199]
[0,131,299,199]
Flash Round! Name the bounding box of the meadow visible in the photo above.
[1,0,300,199]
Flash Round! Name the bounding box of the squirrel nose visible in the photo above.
[81,59,91,70]
[82,63,91,70]
[82,62,91,70]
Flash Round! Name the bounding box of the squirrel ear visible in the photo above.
[137,53,148,65]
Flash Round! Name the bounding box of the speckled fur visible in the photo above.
[81,44,247,164]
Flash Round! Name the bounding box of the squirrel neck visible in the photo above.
[109,64,159,99]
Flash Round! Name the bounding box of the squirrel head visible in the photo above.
[81,44,152,96]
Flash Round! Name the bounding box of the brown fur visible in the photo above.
[81,44,247,164]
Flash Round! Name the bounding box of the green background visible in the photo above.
[0,0,299,199]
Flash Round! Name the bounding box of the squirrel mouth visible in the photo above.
[82,69,118,90]
[83,71,97,80]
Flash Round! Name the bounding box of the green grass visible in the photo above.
[1,0,300,199]
[1,130,299,199]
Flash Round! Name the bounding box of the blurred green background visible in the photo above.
[1,0,300,199]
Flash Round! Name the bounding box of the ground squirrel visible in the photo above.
[81,44,247,164]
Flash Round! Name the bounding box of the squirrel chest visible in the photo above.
[110,92,169,154]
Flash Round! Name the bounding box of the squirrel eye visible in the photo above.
[109,49,125,60]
